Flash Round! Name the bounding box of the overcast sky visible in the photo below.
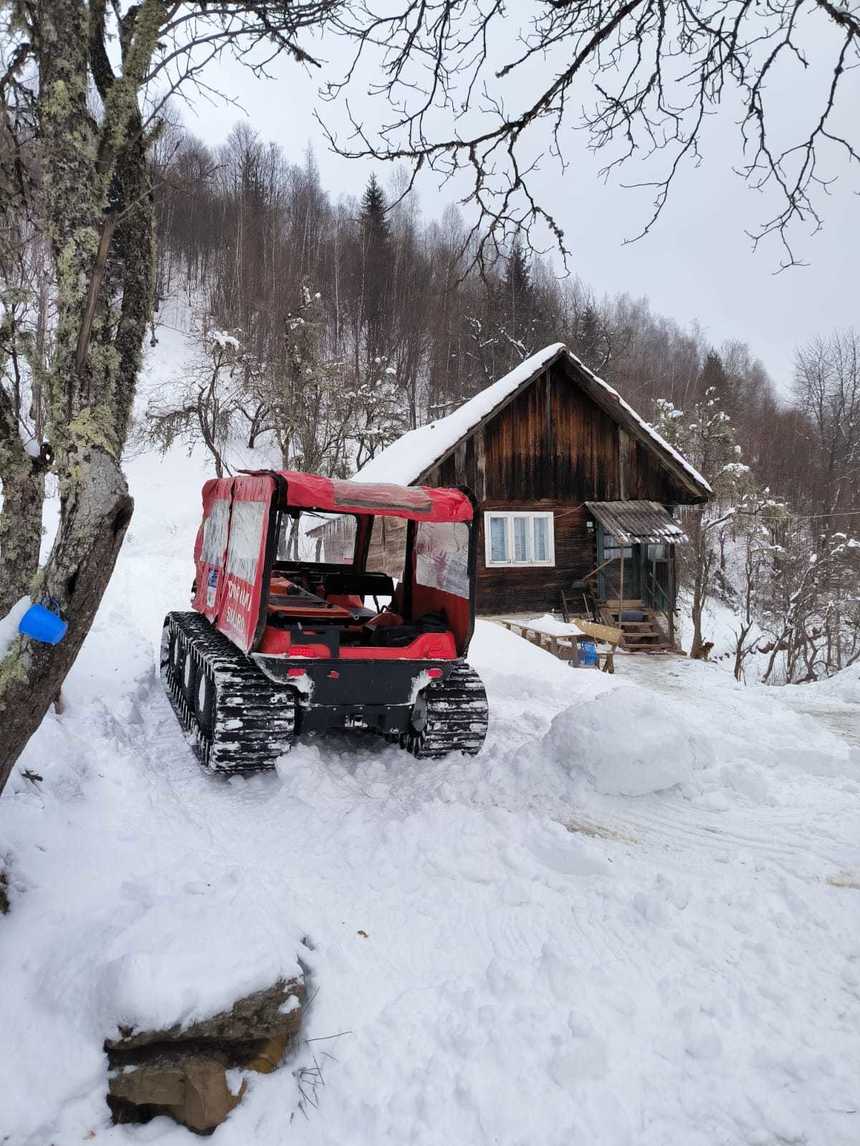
[185,19,859,398]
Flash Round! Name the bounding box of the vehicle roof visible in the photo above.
[239,470,474,523]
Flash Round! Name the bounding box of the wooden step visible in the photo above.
[608,612,660,620]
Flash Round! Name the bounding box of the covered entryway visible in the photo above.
[586,501,688,650]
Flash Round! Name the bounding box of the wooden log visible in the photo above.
[575,619,623,646]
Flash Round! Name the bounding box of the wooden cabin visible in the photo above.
[321,344,711,648]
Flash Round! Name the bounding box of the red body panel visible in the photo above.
[411,582,471,654]
[192,477,233,622]
[242,470,473,523]
[257,625,456,661]
[193,473,276,654]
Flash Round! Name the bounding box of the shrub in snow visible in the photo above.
[543,684,712,796]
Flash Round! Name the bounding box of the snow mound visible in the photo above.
[543,683,712,796]
[39,883,305,1040]
[807,663,860,704]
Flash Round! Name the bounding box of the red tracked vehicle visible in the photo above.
[160,470,489,773]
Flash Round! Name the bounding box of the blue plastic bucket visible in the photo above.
[19,603,68,645]
[580,640,599,667]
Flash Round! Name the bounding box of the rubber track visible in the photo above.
[161,611,296,774]
[410,664,489,759]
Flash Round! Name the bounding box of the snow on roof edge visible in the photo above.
[355,342,712,496]
[564,347,712,495]
[355,343,565,487]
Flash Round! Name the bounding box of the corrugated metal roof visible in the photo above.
[586,501,689,545]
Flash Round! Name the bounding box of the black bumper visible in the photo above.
[250,655,459,736]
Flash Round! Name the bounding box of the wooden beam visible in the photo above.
[576,619,623,646]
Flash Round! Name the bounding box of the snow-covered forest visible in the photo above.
[141,122,860,681]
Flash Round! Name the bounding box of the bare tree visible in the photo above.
[324,0,860,268]
[0,0,339,794]
[145,324,251,478]
[794,329,860,528]
[730,503,787,681]
[656,385,757,657]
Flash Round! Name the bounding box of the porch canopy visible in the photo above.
[586,500,688,546]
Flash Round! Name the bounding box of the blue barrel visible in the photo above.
[19,603,68,645]
[580,639,598,667]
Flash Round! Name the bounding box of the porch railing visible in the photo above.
[643,567,676,645]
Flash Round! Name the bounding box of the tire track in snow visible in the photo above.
[580,789,860,882]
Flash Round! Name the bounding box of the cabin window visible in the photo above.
[484,511,555,567]
[601,532,632,563]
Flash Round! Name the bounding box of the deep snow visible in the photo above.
[0,324,859,1145]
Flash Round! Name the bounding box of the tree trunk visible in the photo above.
[0,448,132,791]
[689,548,707,659]
[688,514,714,660]
[0,446,44,618]
[690,591,705,659]
[0,0,161,792]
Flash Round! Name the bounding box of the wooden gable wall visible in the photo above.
[354,359,698,616]
[414,360,693,615]
[424,361,692,505]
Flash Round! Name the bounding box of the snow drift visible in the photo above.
[0,322,859,1145]
[544,683,712,796]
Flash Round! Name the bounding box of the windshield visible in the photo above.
[276,510,357,565]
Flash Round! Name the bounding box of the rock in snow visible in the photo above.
[106,978,305,1132]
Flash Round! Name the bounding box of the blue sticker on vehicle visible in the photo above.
[207,567,218,607]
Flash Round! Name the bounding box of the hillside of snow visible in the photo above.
[1,320,859,1144]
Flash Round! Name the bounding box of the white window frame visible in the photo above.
[484,510,556,568]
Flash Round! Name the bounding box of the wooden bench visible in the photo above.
[497,620,617,672]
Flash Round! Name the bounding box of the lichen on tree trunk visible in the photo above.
[0,448,133,791]
[0,0,160,792]
[0,434,44,619]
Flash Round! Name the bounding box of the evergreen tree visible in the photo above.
[360,174,390,364]
[698,350,733,413]
[576,304,605,370]
[501,238,535,350]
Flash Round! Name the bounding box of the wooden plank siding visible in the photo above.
[402,362,690,615]
[358,358,700,616]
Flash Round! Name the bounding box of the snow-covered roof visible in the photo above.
[355,343,712,498]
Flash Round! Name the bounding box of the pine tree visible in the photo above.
[503,238,533,348]
[576,304,604,370]
[360,174,390,364]
[698,350,735,415]
[503,238,531,307]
